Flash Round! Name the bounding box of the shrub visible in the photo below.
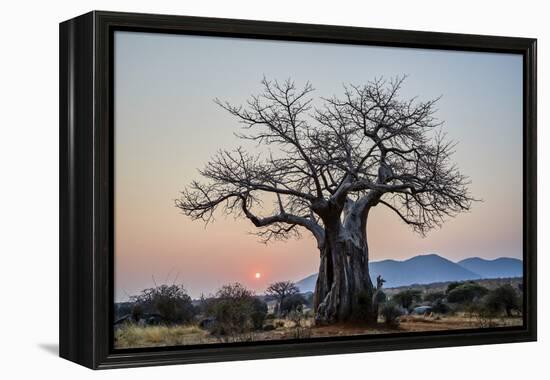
[292,326,312,339]
[206,283,267,336]
[431,299,450,314]
[381,303,403,327]
[392,290,422,310]
[446,282,463,294]
[447,282,488,304]
[131,304,144,322]
[250,298,268,330]
[288,310,304,326]
[130,284,195,324]
[373,290,387,304]
[484,284,521,317]
[280,293,306,315]
[207,283,253,335]
[464,304,498,328]
[194,294,210,315]
[303,309,314,318]
[302,292,314,308]
[424,291,445,303]
[287,309,311,339]
[115,302,134,320]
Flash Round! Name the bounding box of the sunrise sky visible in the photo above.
[114,31,523,301]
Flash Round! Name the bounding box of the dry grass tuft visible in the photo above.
[115,324,207,348]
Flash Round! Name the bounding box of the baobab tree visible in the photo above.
[176,76,474,324]
[265,281,300,316]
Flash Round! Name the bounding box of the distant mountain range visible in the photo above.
[295,254,522,293]
[457,257,523,279]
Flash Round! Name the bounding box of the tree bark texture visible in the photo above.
[313,203,376,324]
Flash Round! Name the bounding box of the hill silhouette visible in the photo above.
[295,254,522,292]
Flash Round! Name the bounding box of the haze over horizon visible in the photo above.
[114,31,523,301]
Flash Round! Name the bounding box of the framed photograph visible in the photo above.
[59,11,537,369]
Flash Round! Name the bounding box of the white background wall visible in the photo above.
[0,0,547,378]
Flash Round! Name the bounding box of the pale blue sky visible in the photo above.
[114,31,523,300]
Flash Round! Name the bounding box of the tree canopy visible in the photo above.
[176,76,474,244]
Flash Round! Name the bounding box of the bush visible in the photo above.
[431,299,450,314]
[194,294,210,315]
[130,284,195,324]
[280,293,306,315]
[250,298,268,330]
[287,309,311,339]
[464,304,498,328]
[302,292,314,308]
[303,309,314,318]
[115,302,134,320]
[206,283,266,336]
[292,326,312,339]
[373,290,387,304]
[446,282,463,294]
[288,310,304,326]
[484,284,520,317]
[131,304,144,322]
[424,291,445,303]
[381,303,403,327]
[447,282,488,304]
[392,290,422,310]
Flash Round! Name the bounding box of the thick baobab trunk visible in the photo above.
[313,206,376,324]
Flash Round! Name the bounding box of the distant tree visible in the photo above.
[392,290,422,310]
[131,284,195,324]
[280,293,306,315]
[446,282,463,294]
[216,282,254,299]
[424,291,446,303]
[177,77,475,324]
[484,284,520,317]
[265,281,300,316]
[447,282,488,304]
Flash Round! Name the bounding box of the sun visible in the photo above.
[255,272,261,279]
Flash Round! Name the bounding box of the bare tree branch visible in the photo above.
[176,76,475,242]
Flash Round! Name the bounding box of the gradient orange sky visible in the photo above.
[114,32,523,301]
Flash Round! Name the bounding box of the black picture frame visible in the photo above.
[59,10,537,369]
